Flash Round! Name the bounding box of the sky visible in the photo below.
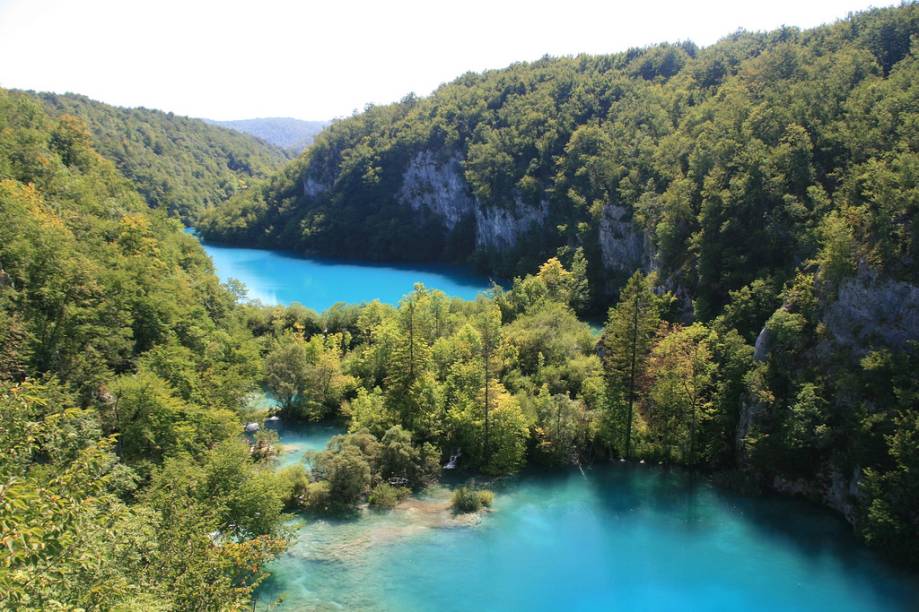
[0,0,900,121]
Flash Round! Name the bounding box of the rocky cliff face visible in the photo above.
[395,150,551,253]
[473,199,549,251]
[302,177,328,199]
[736,266,919,523]
[397,151,474,231]
[598,204,650,275]
[772,465,862,523]
[822,267,919,357]
[394,149,653,268]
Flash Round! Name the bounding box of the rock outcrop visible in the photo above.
[772,465,862,524]
[395,150,551,251]
[823,267,919,357]
[397,151,475,231]
[598,204,649,275]
[302,177,329,199]
[474,199,549,251]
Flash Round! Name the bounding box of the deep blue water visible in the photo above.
[193,236,494,310]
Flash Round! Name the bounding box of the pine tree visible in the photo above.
[601,271,665,458]
[386,295,432,430]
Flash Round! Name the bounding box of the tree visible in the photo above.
[529,386,591,466]
[386,291,433,429]
[475,299,503,463]
[312,436,374,508]
[569,247,591,313]
[265,333,310,415]
[601,271,666,458]
[482,389,529,475]
[646,324,717,464]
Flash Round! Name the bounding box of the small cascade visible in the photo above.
[573,454,587,479]
[444,450,462,470]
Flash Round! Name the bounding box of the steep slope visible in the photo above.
[205,117,329,152]
[32,92,292,221]
[0,88,287,608]
[200,5,917,314]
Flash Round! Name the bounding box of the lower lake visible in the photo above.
[254,423,919,612]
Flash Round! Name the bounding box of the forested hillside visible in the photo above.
[0,88,291,609]
[205,117,329,152]
[201,5,917,311]
[2,6,918,606]
[33,92,291,221]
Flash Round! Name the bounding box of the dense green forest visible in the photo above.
[0,89,291,609]
[32,92,291,222]
[1,4,918,608]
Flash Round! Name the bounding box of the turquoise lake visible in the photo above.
[195,238,495,310]
[201,243,919,611]
[251,425,919,612]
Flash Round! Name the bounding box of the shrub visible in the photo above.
[368,483,410,509]
[277,464,310,510]
[303,481,331,513]
[452,486,494,513]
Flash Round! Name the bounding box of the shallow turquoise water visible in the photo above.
[196,239,495,311]
[257,464,919,611]
[264,418,343,469]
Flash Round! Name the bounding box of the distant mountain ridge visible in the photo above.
[204,117,330,152]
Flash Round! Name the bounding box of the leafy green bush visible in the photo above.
[368,483,410,509]
[277,464,310,510]
[303,481,332,513]
[452,486,494,513]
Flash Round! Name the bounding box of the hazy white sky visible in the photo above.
[0,0,898,120]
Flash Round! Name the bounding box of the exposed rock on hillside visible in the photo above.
[398,151,474,231]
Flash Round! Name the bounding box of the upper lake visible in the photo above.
[194,237,495,310]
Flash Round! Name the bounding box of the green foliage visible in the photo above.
[451,486,494,513]
[645,323,717,464]
[526,387,594,467]
[110,371,237,475]
[310,433,375,510]
[0,90,285,608]
[0,383,286,611]
[857,345,919,567]
[265,332,354,419]
[3,1,919,577]
[346,386,400,437]
[33,92,291,221]
[601,272,669,457]
[368,482,410,509]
